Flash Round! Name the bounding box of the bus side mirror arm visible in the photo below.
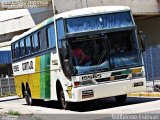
[138,31,146,52]
[64,59,71,78]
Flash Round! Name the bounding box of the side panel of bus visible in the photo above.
[14,53,52,100]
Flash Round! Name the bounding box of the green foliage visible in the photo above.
[6,110,21,116]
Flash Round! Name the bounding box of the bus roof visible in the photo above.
[55,6,130,19]
[11,6,130,44]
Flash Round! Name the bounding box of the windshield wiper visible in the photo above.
[96,35,109,71]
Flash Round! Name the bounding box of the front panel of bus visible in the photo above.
[56,10,146,102]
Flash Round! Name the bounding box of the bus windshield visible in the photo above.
[67,30,142,75]
[66,11,134,33]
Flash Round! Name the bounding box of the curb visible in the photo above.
[0,95,19,102]
[128,92,160,97]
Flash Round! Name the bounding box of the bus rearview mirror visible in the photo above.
[138,31,146,51]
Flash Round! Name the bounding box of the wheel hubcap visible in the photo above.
[61,91,66,107]
[25,91,32,105]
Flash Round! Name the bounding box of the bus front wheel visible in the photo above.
[58,89,70,110]
[114,94,127,103]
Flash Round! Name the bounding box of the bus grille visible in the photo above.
[95,78,110,82]
[114,75,128,80]
[95,74,128,82]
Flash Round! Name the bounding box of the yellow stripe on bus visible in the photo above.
[32,56,40,98]
[14,56,41,99]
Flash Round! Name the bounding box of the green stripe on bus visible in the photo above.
[40,53,51,99]
[111,69,131,76]
[122,69,131,74]
[111,71,122,76]
[47,17,54,24]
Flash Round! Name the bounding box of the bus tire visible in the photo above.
[25,87,33,106]
[22,83,25,98]
[114,94,127,103]
[58,88,70,110]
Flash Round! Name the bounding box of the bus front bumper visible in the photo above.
[70,78,146,102]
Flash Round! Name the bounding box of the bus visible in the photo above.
[11,6,146,109]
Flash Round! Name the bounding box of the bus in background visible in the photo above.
[11,6,146,110]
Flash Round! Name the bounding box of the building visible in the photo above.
[0,0,53,77]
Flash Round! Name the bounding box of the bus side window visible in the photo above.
[20,39,25,57]
[11,44,15,59]
[15,42,20,59]
[25,37,31,55]
[32,33,39,52]
[39,29,47,51]
[47,25,56,51]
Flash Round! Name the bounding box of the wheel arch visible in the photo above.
[21,82,25,98]
[56,80,63,96]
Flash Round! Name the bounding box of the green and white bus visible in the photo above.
[11,6,146,109]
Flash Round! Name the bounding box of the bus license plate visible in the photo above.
[82,90,94,99]
[133,82,143,87]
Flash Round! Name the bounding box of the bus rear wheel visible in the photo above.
[115,94,127,103]
[25,88,33,106]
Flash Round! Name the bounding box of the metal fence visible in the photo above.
[0,77,16,96]
[143,45,160,91]
[143,45,160,81]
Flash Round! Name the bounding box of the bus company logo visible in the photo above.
[82,74,101,81]
[22,61,34,71]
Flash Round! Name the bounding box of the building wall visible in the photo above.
[136,17,160,46]
[0,6,54,77]
[53,0,159,14]
[0,7,53,43]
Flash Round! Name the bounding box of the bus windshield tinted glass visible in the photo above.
[68,31,142,75]
[66,11,133,33]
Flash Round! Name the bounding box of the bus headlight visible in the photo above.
[132,72,143,78]
[81,80,96,86]
[74,80,96,87]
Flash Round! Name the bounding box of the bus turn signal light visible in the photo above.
[74,81,81,87]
